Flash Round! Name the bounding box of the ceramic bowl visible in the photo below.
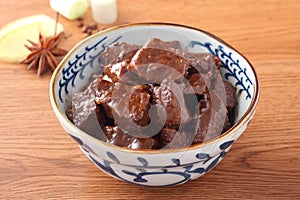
[50,23,260,186]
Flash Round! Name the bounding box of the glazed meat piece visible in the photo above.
[103,60,130,83]
[71,76,107,140]
[223,80,236,111]
[94,75,114,119]
[193,90,228,143]
[101,42,143,84]
[104,60,149,86]
[99,42,141,66]
[222,115,232,132]
[159,127,193,149]
[128,38,189,83]
[159,128,178,147]
[184,52,220,74]
[223,80,236,131]
[165,40,182,53]
[144,38,182,55]
[152,78,191,128]
[104,126,158,149]
[109,84,151,135]
[128,85,151,126]
[184,73,207,95]
[192,93,212,144]
[183,73,208,116]
[184,52,224,92]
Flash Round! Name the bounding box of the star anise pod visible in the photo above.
[20,32,68,76]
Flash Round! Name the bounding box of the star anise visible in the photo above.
[20,32,68,76]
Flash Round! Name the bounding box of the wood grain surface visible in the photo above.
[0,0,299,199]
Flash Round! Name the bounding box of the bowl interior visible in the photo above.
[51,23,258,149]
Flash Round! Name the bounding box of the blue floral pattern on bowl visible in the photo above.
[58,36,122,103]
[189,41,253,100]
[72,134,234,186]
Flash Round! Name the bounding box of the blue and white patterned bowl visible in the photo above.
[50,23,260,186]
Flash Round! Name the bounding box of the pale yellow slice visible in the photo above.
[0,14,64,63]
[50,0,88,20]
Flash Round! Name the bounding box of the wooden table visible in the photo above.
[1,0,299,199]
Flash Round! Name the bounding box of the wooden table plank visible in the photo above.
[0,0,299,199]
